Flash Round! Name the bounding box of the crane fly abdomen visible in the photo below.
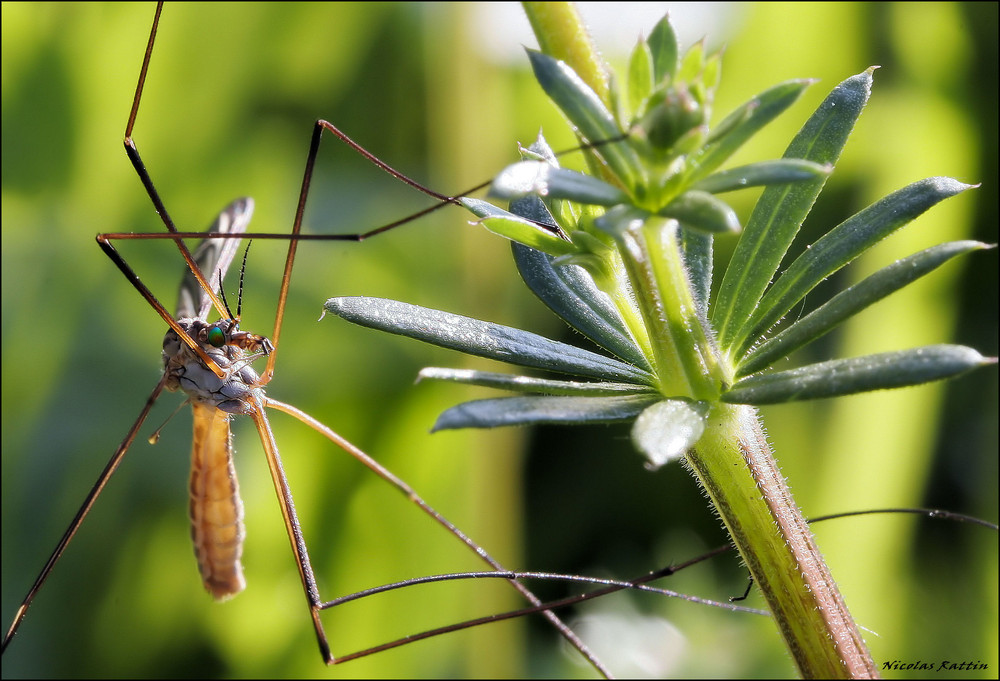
[188,401,246,600]
[163,317,271,600]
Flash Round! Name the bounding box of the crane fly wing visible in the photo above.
[188,400,246,599]
[176,197,255,321]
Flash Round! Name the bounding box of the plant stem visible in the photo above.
[689,404,878,678]
[521,2,609,106]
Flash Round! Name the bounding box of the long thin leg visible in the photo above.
[327,565,767,664]
[247,396,332,662]
[122,0,232,324]
[263,118,496,385]
[96,235,228,379]
[1,374,170,653]
[264,397,611,674]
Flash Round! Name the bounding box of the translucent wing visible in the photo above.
[176,197,255,320]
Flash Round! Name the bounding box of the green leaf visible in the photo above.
[676,39,704,83]
[507,194,559,230]
[658,190,740,234]
[594,204,649,240]
[738,241,990,376]
[722,345,992,404]
[712,69,875,350]
[607,71,630,130]
[703,51,722,93]
[680,228,713,314]
[631,399,709,469]
[646,14,678,83]
[323,296,656,386]
[627,38,653,116]
[688,79,814,185]
[513,134,580,233]
[527,49,640,188]
[432,394,661,431]
[461,197,575,256]
[489,162,627,206]
[417,367,653,396]
[737,177,974,355]
[512,243,652,371]
[692,159,831,194]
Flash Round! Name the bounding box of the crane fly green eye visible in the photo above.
[207,325,226,348]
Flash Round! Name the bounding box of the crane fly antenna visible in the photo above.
[237,241,251,320]
[217,270,235,321]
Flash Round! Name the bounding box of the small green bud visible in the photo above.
[637,85,706,151]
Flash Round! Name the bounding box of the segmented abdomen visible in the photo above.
[189,401,246,600]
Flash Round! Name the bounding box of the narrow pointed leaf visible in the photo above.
[608,71,629,129]
[461,197,575,256]
[738,177,974,354]
[703,51,722,92]
[677,39,704,83]
[513,243,652,371]
[520,132,561,167]
[692,159,831,194]
[703,98,753,147]
[723,345,992,404]
[738,241,989,376]
[508,193,560,230]
[680,228,713,314]
[627,38,653,115]
[646,14,678,83]
[490,162,627,206]
[713,69,875,349]
[432,394,661,431]
[659,190,740,234]
[509,140,579,242]
[417,367,653,396]
[324,296,655,386]
[527,49,640,187]
[668,122,710,158]
[631,399,709,469]
[689,79,814,185]
[527,49,619,142]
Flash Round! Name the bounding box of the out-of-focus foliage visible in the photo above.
[2,3,995,678]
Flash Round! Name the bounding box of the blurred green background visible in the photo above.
[2,3,995,678]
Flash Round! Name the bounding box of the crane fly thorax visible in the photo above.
[162,318,272,414]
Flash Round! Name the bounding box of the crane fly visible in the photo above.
[0,2,631,676]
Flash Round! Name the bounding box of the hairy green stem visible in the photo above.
[689,404,877,678]
[521,2,609,106]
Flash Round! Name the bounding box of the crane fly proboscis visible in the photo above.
[3,3,997,678]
